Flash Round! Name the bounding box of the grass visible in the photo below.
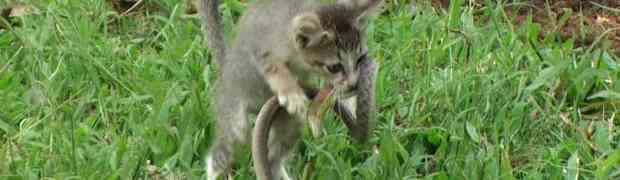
[1,0,619,179]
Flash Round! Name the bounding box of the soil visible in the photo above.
[431,0,620,54]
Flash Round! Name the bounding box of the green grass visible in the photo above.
[1,0,619,179]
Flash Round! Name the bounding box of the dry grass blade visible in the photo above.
[308,86,335,137]
[559,113,600,152]
[120,0,143,16]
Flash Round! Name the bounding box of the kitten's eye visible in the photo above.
[356,52,368,66]
[326,63,344,73]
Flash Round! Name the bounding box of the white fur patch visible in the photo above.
[343,96,357,118]
[280,165,292,180]
[205,155,222,180]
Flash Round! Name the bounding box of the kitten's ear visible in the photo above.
[339,0,383,29]
[292,13,333,49]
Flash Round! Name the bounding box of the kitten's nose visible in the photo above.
[333,76,347,85]
[336,80,347,86]
[335,82,357,98]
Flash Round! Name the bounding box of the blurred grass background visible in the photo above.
[0,0,619,179]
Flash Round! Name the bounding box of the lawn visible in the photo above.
[0,0,619,179]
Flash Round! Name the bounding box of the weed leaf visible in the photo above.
[566,151,580,180]
[465,121,480,144]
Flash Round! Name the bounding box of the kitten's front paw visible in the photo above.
[277,89,309,118]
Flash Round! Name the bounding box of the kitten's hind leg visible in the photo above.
[206,100,250,180]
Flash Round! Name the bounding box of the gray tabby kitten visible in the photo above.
[200,0,382,179]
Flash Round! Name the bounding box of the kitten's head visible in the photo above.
[291,0,382,97]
